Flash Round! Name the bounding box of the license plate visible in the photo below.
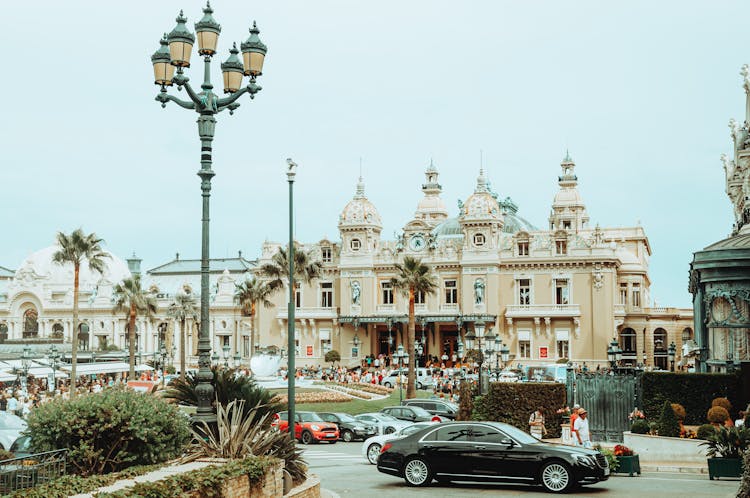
[604,467,610,476]
[326,434,336,438]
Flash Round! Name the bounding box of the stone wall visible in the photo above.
[623,432,707,464]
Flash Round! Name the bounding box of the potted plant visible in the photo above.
[700,426,749,479]
[613,444,640,476]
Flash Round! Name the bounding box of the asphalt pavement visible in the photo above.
[300,440,740,498]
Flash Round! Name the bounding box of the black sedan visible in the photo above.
[318,412,377,442]
[376,421,609,493]
[380,406,445,423]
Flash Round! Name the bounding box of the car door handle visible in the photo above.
[475,445,487,450]
[423,444,433,449]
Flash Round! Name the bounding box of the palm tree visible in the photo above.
[390,256,437,399]
[167,291,198,381]
[52,229,109,397]
[258,247,323,295]
[113,275,158,380]
[235,277,273,360]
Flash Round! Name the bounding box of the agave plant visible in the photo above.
[164,366,282,425]
[188,399,307,484]
[700,426,750,459]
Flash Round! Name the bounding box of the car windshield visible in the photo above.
[336,413,358,422]
[409,406,433,417]
[375,413,398,421]
[299,412,324,422]
[498,423,540,445]
[400,423,431,436]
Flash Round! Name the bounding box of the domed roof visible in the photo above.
[553,187,584,206]
[461,169,501,219]
[338,176,382,229]
[432,218,463,239]
[14,245,131,287]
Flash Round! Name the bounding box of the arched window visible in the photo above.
[620,327,636,353]
[78,323,90,351]
[653,328,668,370]
[681,328,693,342]
[52,323,64,338]
[23,308,39,338]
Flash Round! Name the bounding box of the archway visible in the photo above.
[78,323,90,351]
[23,308,39,338]
[654,328,668,370]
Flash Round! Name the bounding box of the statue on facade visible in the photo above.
[474,278,485,305]
[351,280,361,306]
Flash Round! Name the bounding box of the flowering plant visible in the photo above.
[556,406,571,416]
[628,408,645,422]
[613,444,634,456]
[680,429,697,439]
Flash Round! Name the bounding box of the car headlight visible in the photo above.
[311,425,320,431]
[574,455,597,467]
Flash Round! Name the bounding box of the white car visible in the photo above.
[354,412,410,436]
[361,421,438,464]
[0,413,27,451]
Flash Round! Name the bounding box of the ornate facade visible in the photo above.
[0,157,693,370]
[690,65,750,373]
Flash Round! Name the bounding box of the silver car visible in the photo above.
[0,413,26,451]
[355,412,410,435]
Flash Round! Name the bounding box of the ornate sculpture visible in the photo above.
[474,278,485,305]
[593,264,604,290]
[351,280,361,306]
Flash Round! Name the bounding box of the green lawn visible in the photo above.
[295,388,432,415]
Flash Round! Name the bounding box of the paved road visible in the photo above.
[301,441,740,498]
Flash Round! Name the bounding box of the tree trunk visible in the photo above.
[128,304,137,381]
[71,265,80,398]
[179,318,186,382]
[250,301,257,363]
[406,287,416,399]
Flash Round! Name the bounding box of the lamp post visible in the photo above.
[160,343,168,386]
[607,339,617,370]
[233,352,241,369]
[385,317,394,351]
[394,344,408,404]
[47,345,60,395]
[494,336,501,375]
[20,345,31,396]
[464,319,496,394]
[500,342,510,369]
[286,158,297,441]
[222,343,230,367]
[668,342,676,372]
[151,3,267,424]
[211,351,219,366]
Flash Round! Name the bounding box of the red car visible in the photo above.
[272,411,339,444]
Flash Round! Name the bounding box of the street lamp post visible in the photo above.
[233,352,241,369]
[47,345,60,395]
[500,342,510,370]
[160,343,168,387]
[222,343,230,367]
[286,158,298,441]
[464,319,496,395]
[151,3,267,424]
[668,342,676,371]
[20,345,31,396]
[394,344,408,404]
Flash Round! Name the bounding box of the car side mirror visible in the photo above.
[500,438,515,447]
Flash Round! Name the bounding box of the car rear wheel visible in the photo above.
[300,431,314,445]
[383,381,393,388]
[384,426,396,434]
[341,430,354,442]
[540,461,573,493]
[403,457,433,487]
[366,443,382,464]
[417,382,423,389]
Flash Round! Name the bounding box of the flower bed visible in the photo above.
[272,391,352,404]
[346,383,392,395]
[325,385,372,399]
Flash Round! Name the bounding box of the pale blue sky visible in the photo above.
[2,0,747,307]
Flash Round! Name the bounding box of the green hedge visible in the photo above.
[96,456,277,498]
[472,382,567,438]
[641,372,742,425]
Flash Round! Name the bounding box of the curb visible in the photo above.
[640,464,708,474]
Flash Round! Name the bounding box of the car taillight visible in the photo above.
[381,442,393,454]
[431,416,441,422]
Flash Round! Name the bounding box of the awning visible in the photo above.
[59,362,153,375]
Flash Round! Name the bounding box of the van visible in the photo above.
[380,367,432,389]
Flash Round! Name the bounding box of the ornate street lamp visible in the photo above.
[151,3,267,424]
[233,351,241,368]
[222,343,230,367]
[211,351,219,365]
[607,339,617,369]
[501,342,510,368]
[385,317,394,348]
[394,344,408,404]
[20,345,31,395]
[47,344,60,394]
[286,158,298,442]
[668,342,676,371]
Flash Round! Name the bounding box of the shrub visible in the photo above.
[26,387,191,476]
[738,449,750,498]
[324,350,341,366]
[456,381,476,421]
[712,397,732,413]
[630,419,650,434]
[697,424,717,440]
[641,372,741,425]
[671,403,686,421]
[708,406,731,425]
[472,382,566,438]
[594,445,619,472]
[700,426,750,459]
[165,365,176,375]
[657,400,681,437]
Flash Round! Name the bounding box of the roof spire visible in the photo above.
[475,167,488,192]
[355,174,365,198]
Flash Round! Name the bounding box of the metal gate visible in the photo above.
[566,370,641,443]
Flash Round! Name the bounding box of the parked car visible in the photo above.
[402,399,458,420]
[318,412,376,442]
[355,412,411,435]
[271,411,339,444]
[376,421,609,492]
[8,435,31,459]
[0,413,26,451]
[381,368,432,389]
[380,405,445,423]
[361,422,438,464]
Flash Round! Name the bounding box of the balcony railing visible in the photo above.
[375,304,396,314]
[276,307,338,320]
[505,304,581,318]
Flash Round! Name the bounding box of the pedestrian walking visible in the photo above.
[529,407,546,439]
[574,407,592,448]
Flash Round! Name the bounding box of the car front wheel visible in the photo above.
[539,461,573,493]
[366,443,382,464]
[383,381,392,388]
[341,430,354,442]
[403,457,433,487]
[300,431,314,445]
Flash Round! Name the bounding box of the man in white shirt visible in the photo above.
[574,407,591,448]
[6,396,18,416]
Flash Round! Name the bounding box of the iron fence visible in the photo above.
[0,449,67,494]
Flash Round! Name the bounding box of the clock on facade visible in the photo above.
[409,235,426,251]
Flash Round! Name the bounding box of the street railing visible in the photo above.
[0,449,67,493]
